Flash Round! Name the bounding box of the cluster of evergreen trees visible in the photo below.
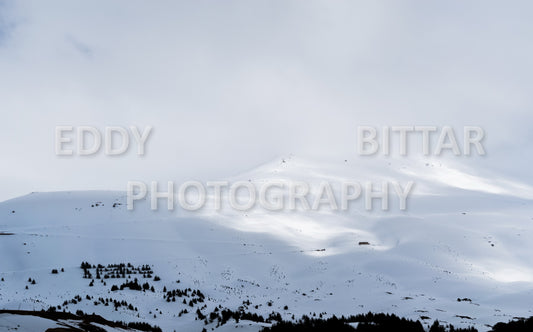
[491,317,533,332]
[164,288,205,304]
[80,261,155,279]
[62,295,83,306]
[110,278,155,292]
[195,306,273,327]
[122,321,162,332]
[93,297,138,311]
[260,313,478,332]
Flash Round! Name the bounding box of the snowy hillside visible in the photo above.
[1,156,532,331]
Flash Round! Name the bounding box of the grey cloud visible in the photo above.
[0,0,532,200]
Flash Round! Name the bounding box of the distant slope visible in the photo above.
[1,156,532,331]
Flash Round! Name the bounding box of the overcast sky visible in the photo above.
[0,0,532,202]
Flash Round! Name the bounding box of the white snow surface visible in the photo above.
[0,156,532,331]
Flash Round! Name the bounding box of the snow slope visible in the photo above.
[0,156,532,331]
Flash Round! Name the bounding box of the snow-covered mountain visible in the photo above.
[1,156,532,331]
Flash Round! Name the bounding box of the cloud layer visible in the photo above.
[1,0,532,201]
